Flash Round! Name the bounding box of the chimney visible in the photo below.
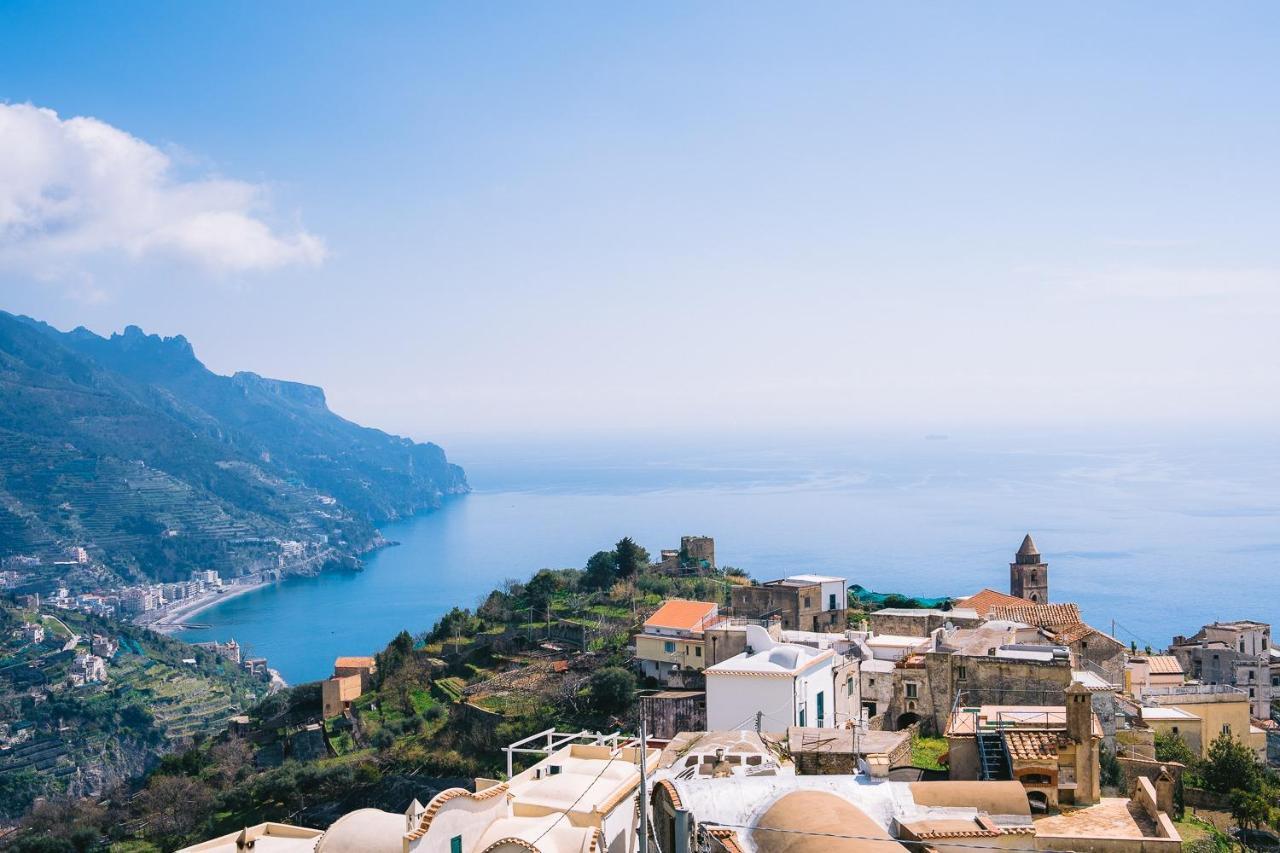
[1066,681,1092,744]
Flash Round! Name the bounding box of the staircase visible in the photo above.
[976,732,1012,781]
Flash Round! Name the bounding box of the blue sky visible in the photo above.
[2,2,1278,440]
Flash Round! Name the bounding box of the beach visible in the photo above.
[141,577,276,634]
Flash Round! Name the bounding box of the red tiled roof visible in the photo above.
[958,588,1033,617]
[334,656,375,669]
[990,602,1082,628]
[1004,730,1064,761]
[644,599,718,632]
[1146,655,1184,675]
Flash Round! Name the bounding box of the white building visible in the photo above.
[178,732,660,853]
[18,622,45,645]
[704,625,836,731]
[70,653,108,685]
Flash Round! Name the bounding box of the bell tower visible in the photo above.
[1010,533,1049,603]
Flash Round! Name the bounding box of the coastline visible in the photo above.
[141,578,275,634]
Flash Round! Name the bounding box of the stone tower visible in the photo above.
[1066,681,1099,805]
[680,535,715,569]
[1009,533,1049,603]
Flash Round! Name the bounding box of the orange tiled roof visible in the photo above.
[958,588,1033,617]
[1146,655,1184,675]
[334,656,375,669]
[644,599,718,632]
[1054,622,1121,646]
[1004,730,1063,761]
[990,602,1082,628]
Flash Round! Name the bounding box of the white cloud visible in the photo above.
[0,103,325,275]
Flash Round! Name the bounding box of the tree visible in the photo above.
[1154,729,1197,767]
[587,667,636,716]
[1230,789,1274,830]
[0,769,44,820]
[1100,745,1123,788]
[614,537,650,578]
[1200,732,1263,795]
[524,569,561,610]
[206,738,254,788]
[583,551,618,590]
[137,774,214,849]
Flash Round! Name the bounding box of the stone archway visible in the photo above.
[896,712,921,730]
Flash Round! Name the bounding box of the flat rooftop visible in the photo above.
[1034,798,1158,839]
[874,607,979,620]
[947,705,1103,738]
[1140,706,1199,721]
[705,641,832,676]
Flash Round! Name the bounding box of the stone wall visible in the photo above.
[1116,756,1183,805]
[888,651,1073,733]
[869,610,982,638]
[731,583,842,632]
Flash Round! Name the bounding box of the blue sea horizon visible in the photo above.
[177,428,1280,684]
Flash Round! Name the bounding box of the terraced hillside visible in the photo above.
[0,603,263,813]
[0,311,467,583]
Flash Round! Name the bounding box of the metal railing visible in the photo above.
[501,728,635,779]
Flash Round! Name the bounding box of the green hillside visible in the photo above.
[0,312,467,583]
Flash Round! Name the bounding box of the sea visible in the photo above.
[176,428,1280,684]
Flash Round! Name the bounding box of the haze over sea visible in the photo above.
[178,429,1280,684]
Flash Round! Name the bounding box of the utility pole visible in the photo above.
[638,710,649,853]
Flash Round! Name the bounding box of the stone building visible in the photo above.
[885,622,1074,733]
[1169,620,1273,719]
[1010,534,1049,603]
[1052,623,1128,687]
[653,535,716,574]
[868,607,982,638]
[944,682,1102,810]
[731,574,847,631]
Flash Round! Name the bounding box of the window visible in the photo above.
[1172,726,1179,734]
[869,678,876,687]
[829,593,837,610]
[451,836,462,853]
[905,682,919,700]
[799,707,806,727]
[847,676,855,696]
[956,665,967,681]
[695,646,702,657]
[804,595,812,608]
[664,641,675,654]
[1223,724,1232,735]
[816,691,825,727]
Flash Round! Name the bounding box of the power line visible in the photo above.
[528,751,624,849]
[701,821,1096,853]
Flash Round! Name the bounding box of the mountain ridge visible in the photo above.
[0,310,467,584]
